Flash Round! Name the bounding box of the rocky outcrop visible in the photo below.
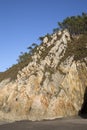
[0,29,87,121]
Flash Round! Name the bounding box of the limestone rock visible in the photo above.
[43,37,48,44]
[0,29,87,121]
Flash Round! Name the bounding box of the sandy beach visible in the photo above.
[0,117,87,130]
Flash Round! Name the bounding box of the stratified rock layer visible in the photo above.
[0,30,87,121]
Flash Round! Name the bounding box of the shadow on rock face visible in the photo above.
[79,87,87,118]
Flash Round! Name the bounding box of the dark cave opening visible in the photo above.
[79,87,87,118]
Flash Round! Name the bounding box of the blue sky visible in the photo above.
[0,0,87,72]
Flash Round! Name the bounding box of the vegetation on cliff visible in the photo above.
[0,12,87,82]
[57,12,87,35]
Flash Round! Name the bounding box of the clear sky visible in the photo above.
[0,0,87,72]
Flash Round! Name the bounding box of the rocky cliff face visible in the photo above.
[0,29,87,121]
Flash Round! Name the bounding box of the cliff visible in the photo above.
[0,29,87,121]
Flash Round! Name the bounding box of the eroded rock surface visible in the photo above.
[0,29,87,121]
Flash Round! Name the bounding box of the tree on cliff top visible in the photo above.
[57,12,87,35]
